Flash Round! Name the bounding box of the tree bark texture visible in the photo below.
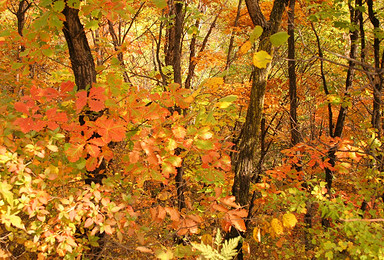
[232,0,287,207]
[62,5,96,91]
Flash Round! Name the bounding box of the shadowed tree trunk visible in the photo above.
[367,0,383,138]
[288,0,300,147]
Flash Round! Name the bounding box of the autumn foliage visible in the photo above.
[0,0,384,259]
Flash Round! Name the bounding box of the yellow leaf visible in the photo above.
[271,218,283,235]
[253,51,272,68]
[253,227,261,242]
[282,213,298,228]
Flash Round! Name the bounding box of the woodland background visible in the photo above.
[0,0,383,259]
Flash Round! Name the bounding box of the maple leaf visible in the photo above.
[95,116,126,142]
[89,86,106,112]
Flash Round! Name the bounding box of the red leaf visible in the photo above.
[60,81,75,93]
[75,90,87,113]
[89,86,106,112]
[14,118,35,133]
[14,102,29,114]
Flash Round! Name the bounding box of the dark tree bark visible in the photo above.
[62,5,96,91]
[324,1,359,194]
[164,0,187,210]
[164,0,185,85]
[288,0,300,146]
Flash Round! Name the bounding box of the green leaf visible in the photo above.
[12,63,24,70]
[250,25,263,43]
[42,49,54,57]
[49,13,63,29]
[270,31,289,47]
[195,140,214,150]
[53,0,65,12]
[253,51,272,68]
[153,0,167,9]
[218,95,237,103]
[85,20,99,30]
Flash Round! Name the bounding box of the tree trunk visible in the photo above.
[62,6,96,91]
[62,4,106,256]
[232,0,287,207]
[367,0,383,137]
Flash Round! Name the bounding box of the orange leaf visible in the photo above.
[172,125,186,139]
[75,90,87,113]
[95,116,126,142]
[89,86,106,112]
[165,207,180,221]
[228,211,246,232]
[65,142,84,162]
[86,144,101,158]
[136,246,153,254]
[220,196,241,209]
[104,224,113,235]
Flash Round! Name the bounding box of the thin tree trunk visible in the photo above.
[321,1,359,229]
[108,20,132,84]
[224,0,243,82]
[185,12,219,89]
[288,0,300,146]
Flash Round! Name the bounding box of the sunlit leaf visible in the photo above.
[253,51,272,68]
